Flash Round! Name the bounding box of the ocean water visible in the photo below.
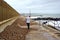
[46,21,60,30]
[30,14,60,30]
[36,20,60,30]
[31,14,60,18]
[22,13,60,30]
[22,13,60,18]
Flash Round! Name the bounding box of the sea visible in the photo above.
[31,14,60,18]
[21,13,60,30]
[30,14,60,30]
[22,13,60,18]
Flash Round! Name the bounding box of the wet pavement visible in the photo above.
[26,25,60,40]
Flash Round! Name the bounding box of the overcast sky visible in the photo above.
[4,0,60,14]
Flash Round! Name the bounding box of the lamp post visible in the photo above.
[29,10,31,17]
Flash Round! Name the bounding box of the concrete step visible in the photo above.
[0,17,18,33]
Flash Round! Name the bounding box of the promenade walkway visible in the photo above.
[25,25,60,40]
[0,17,60,40]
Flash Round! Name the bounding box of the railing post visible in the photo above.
[54,21,55,28]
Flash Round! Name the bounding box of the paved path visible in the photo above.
[25,25,60,40]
